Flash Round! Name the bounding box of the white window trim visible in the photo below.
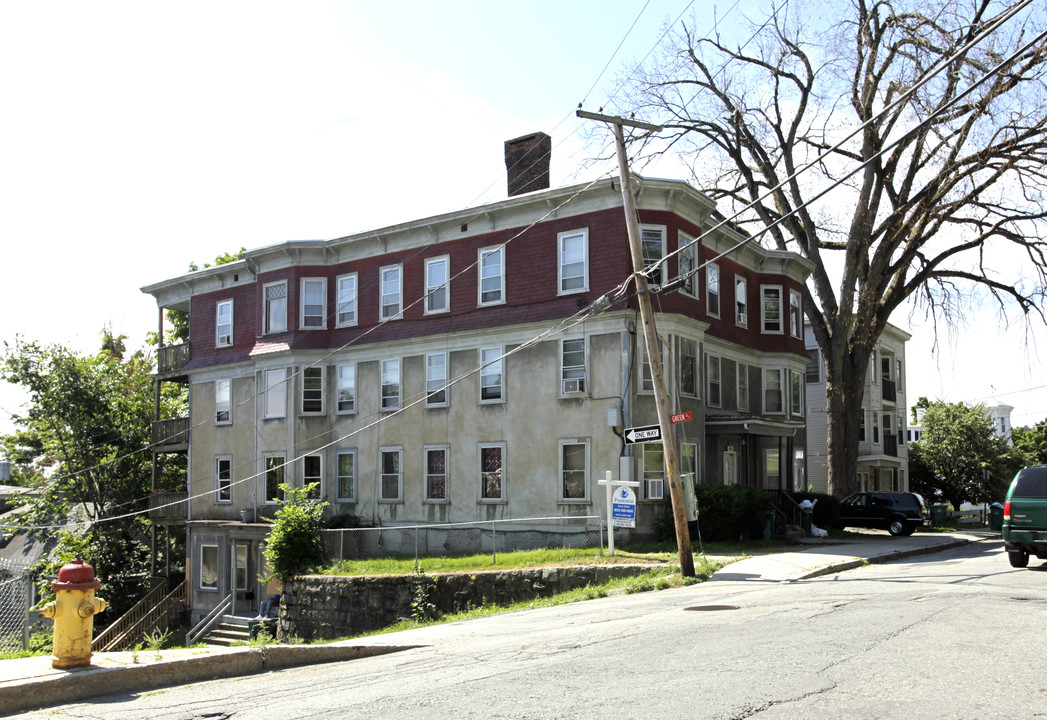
[426,352,449,407]
[262,453,286,505]
[215,378,232,425]
[790,369,803,417]
[198,543,219,591]
[302,453,324,499]
[761,285,783,335]
[424,255,451,315]
[299,277,327,330]
[379,264,404,321]
[560,337,587,396]
[706,354,722,408]
[789,289,802,339]
[335,273,358,328]
[678,233,697,297]
[558,439,590,503]
[478,442,507,503]
[735,275,748,327]
[381,358,401,411]
[643,444,665,501]
[336,362,356,415]
[763,367,785,415]
[215,455,232,504]
[681,442,699,487]
[678,338,698,398]
[638,338,666,394]
[262,280,288,335]
[263,368,287,419]
[300,366,325,415]
[424,444,450,503]
[478,246,506,307]
[557,229,589,296]
[216,299,233,347]
[639,224,666,287]
[737,362,749,412]
[335,449,357,503]
[479,346,504,404]
[379,446,404,504]
[706,264,721,319]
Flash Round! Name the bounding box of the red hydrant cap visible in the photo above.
[52,559,100,591]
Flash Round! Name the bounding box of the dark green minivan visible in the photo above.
[1002,465,1047,568]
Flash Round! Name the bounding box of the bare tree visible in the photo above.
[625,0,1047,496]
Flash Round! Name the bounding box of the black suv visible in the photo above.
[835,492,925,536]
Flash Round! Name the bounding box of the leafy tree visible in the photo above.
[624,0,1047,496]
[263,484,328,584]
[1012,420,1047,465]
[908,401,1027,508]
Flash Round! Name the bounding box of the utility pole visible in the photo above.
[577,109,695,578]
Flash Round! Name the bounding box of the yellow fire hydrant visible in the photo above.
[39,559,108,669]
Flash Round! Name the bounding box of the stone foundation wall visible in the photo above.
[280,564,659,642]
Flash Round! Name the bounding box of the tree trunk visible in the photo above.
[824,342,873,497]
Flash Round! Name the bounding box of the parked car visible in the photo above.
[835,492,925,536]
[1002,465,1047,568]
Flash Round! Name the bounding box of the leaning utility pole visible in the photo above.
[577,109,695,578]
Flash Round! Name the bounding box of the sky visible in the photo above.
[0,0,1044,438]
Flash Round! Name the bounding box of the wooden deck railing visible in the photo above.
[151,417,189,447]
[92,578,188,652]
[157,343,190,375]
[149,491,188,520]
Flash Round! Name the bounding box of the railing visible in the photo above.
[92,578,188,652]
[764,489,805,535]
[151,417,189,448]
[149,491,188,521]
[186,592,233,647]
[157,343,190,375]
[882,378,897,403]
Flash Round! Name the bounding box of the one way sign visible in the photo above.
[624,424,662,444]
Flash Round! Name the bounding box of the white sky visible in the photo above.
[0,0,1044,437]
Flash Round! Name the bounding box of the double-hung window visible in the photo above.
[873,411,880,444]
[559,440,589,501]
[479,346,503,402]
[735,276,748,326]
[706,265,720,318]
[425,446,448,501]
[215,379,231,424]
[336,273,358,327]
[263,281,287,334]
[263,369,286,418]
[379,447,403,502]
[707,355,722,407]
[263,454,285,504]
[560,338,586,395]
[679,339,697,397]
[300,278,326,329]
[790,369,803,416]
[479,443,505,501]
[679,234,696,296]
[640,226,665,286]
[761,286,782,334]
[336,363,355,413]
[806,349,821,383]
[302,454,322,499]
[425,256,450,314]
[764,368,784,414]
[737,362,749,412]
[199,545,219,591]
[789,290,802,338]
[558,229,588,294]
[643,444,665,500]
[216,300,233,347]
[215,456,232,503]
[380,265,403,321]
[301,367,324,414]
[860,408,867,442]
[335,450,356,502]
[478,247,504,305]
[381,359,401,410]
[426,352,448,406]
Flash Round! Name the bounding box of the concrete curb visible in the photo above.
[796,536,978,580]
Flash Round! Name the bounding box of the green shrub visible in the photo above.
[790,491,841,529]
[263,483,328,583]
[694,484,771,541]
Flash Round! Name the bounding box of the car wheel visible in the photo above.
[1008,549,1030,568]
[888,518,907,536]
[900,524,916,537]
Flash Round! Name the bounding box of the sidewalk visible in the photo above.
[0,529,996,716]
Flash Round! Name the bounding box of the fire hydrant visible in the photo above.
[38,559,108,669]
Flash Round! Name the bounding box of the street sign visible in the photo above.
[624,424,661,444]
[611,486,636,528]
[671,412,693,424]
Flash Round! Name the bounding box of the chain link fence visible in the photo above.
[320,516,604,563]
[0,559,34,653]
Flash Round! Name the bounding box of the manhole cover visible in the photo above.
[684,604,739,611]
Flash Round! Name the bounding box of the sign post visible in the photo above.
[598,470,640,556]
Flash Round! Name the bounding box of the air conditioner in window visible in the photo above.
[646,478,664,500]
[218,334,231,346]
[562,378,586,395]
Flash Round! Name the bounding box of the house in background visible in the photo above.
[141,133,814,624]
[804,323,911,494]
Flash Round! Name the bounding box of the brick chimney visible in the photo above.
[505,132,551,197]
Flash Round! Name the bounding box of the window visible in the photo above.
[640,339,664,393]
[215,379,231,424]
[478,246,505,305]
[199,544,219,591]
[301,366,323,414]
[425,446,448,501]
[263,454,285,504]
[764,368,784,414]
[380,265,403,320]
[735,276,748,326]
[558,229,588,294]
[643,443,664,500]
[302,454,322,499]
[425,256,450,314]
[216,300,233,347]
[737,362,749,412]
[336,273,358,327]
[790,369,803,416]
[707,355,722,407]
[234,544,248,590]
[679,234,696,296]
[559,440,589,501]
[860,407,867,442]
[881,355,892,381]
[806,349,821,383]
[335,450,356,502]
[789,289,802,338]
[640,226,665,285]
[896,359,903,386]
[215,456,232,503]
[263,369,286,418]
[300,278,326,329]
[480,346,503,402]
[379,447,403,502]
[870,350,878,383]
[761,286,782,333]
[479,443,505,501]
[706,265,720,317]
[560,338,586,395]
[381,359,401,410]
[263,281,287,334]
[679,338,697,397]
[426,353,448,406]
[681,443,698,487]
[336,363,355,413]
[883,413,894,445]
[873,411,880,444]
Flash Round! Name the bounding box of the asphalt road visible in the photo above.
[14,538,1047,720]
